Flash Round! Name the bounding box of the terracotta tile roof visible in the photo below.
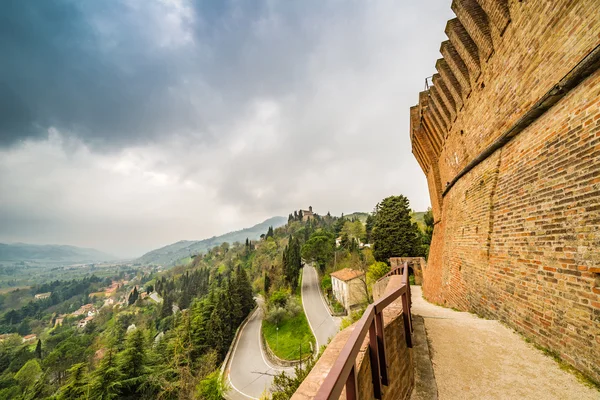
[330,268,365,282]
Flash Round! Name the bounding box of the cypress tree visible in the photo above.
[35,339,42,359]
[372,195,421,262]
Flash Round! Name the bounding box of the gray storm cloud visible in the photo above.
[0,0,453,256]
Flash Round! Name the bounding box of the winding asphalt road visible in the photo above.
[226,300,294,400]
[301,264,341,350]
[226,265,340,399]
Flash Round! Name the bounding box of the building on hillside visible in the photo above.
[301,206,314,221]
[330,268,367,312]
[34,292,51,300]
[54,316,65,327]
[72,304,96,317]
[77,316,94,329]
[22,334,37,344]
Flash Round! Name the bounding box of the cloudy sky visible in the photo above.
[0,0,453,257]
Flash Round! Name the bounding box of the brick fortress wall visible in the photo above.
[410,0,600,382]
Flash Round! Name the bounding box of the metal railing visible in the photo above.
[314,263,413,400]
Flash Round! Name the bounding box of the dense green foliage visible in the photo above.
[0,241,256,399]
[372,195,424,262]
[0,200,430,399]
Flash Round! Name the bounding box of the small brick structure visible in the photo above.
[390,257,425,285]
[410,0,600,383]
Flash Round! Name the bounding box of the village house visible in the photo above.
[72,303,96,317]
[22,334,37,344]
[330,268,367,312]
[34,292,51,300]
[77,315,95,329]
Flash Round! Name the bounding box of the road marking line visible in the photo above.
[228,308,261,400]
[312,264,337,322]
[302,265,320,353]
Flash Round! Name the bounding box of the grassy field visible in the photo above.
[262,295,315,360]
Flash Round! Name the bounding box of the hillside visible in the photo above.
[136,216,287,266]
[0,243,116,263]
[344,212,369,222]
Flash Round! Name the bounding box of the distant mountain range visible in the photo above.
[135,216,287,266]
[0,243,116,263]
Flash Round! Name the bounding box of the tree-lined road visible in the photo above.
[227,299,294,400]
[301,264,341,350]
[226,265,340,399]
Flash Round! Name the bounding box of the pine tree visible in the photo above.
[206,294,228,360]
[117,329,148,396]
[56,363,87,400]
[236,265,255,317]
[89,348,121,399]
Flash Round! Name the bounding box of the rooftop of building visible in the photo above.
[330,268,364,282]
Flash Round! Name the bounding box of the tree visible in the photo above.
[422,208,434,258]
[128,287,139,306]
[35,339,42,359]
[89,348,121,399]
[235,265,255,317]
[117,329,148,396]
[266,226,274,239]
[301,232,335,272]
[283,236,302,289]
[56,363,87,400]
[372,195,422,262]
[14,359,42,390]
[365,214,375,243]
[197,370,229,400]
[160,293,173,319]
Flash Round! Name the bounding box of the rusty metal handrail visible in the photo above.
[314,263,412,400]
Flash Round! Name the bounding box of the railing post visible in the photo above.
[346,364,358,400]
[401,292,412,348]
[374,311,388,386]
[368,320,382,399]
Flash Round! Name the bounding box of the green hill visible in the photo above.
[135,216,287,266]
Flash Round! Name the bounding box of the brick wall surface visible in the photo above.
[411,0,600,383]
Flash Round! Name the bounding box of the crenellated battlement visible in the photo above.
[411,0,600,384]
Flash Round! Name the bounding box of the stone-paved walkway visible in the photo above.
[411,286,599,400]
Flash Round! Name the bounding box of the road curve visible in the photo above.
[227,300,293,400]
[227,266,340,399]
[301,264,341,351]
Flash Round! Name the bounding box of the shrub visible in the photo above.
[266,307,288,326]
[269,290,288,308]
[197,370,229,400]
[367,262,390,284]
[285,297,301,318]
